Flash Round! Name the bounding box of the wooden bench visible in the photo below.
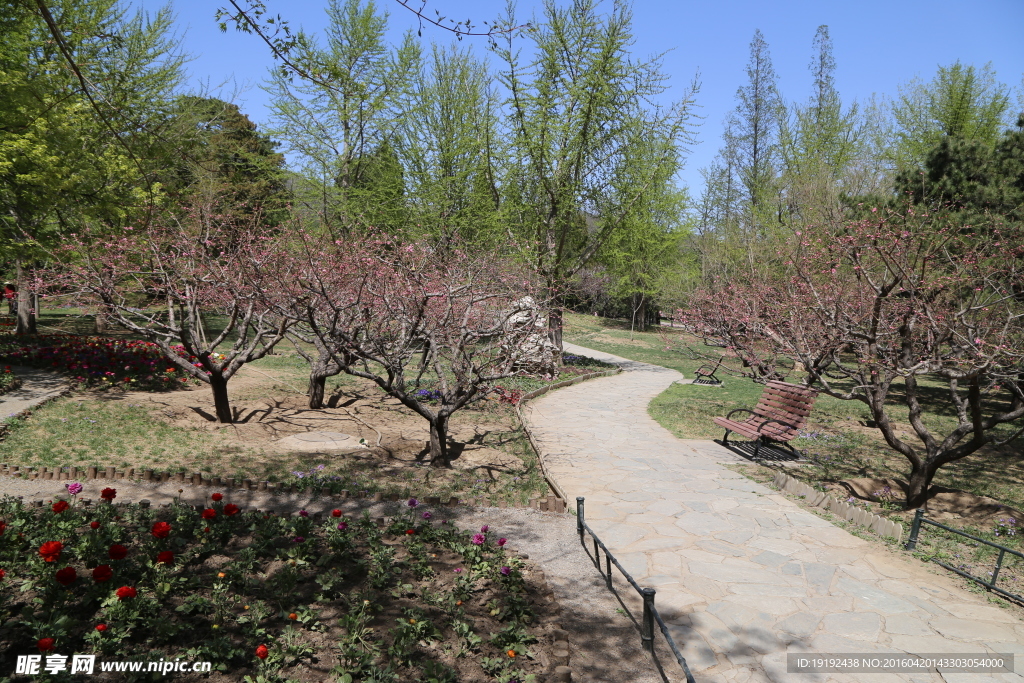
[693,356,724,385]
[712,381,818,459]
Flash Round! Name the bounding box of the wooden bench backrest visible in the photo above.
[750,381,818,430]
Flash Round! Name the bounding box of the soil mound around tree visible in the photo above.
[835,477,1024,530]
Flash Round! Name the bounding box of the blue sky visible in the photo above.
[146,0,1024,198]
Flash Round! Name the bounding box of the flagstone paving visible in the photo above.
[522,342,1024,682]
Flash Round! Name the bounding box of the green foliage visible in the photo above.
[493,0,698,318]
[163,96,290,227]
[265,0,418,236]
[889,61,1012,171]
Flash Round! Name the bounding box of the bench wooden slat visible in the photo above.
[714,381,819,449]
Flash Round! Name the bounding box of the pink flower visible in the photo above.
[472,534,485,545]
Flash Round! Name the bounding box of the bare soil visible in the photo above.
[834,476,1024,531]
[90,366,532,495]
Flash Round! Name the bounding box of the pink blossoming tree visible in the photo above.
[669,212,1024,508]
[41,205,296,423]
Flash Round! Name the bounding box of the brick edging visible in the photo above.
[0,463,570,514]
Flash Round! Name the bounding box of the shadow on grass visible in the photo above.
[715,438,804,464]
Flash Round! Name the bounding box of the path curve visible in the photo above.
[522,342,1024,682]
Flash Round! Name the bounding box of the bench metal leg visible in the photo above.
[753,437,762,460]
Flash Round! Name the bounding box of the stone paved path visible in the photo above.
[522,343,1024,682]
[0,366,69,419]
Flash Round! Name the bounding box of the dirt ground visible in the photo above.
[90,365,533,492]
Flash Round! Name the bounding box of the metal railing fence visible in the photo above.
[576,497,696,683]
[905,508,1024,605]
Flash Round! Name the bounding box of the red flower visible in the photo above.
[95,624,107,632]
[93,564,113,583]
[255,644,268,660]
[55,567,77,586]
[37,638,55,652]
[151,522,171,538]
[115,586,137,600]
[331,509,342,517]
[223,504,239,516]
[156,551,174,564]
[108,544,128,560]
[0,568,5,580]
[90,521,100,530]
[39,541,63,563]
[100,488,116,502]
[406,529,415,535]
[211,493,223,502]
[52,500,70,513]
[202,508,216,520]
[0,520,5,535]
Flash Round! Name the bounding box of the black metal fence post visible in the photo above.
[641,587,656,653]
[905,508,925,550]
[576,497,585,543]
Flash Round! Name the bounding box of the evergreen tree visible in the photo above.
[164,96,290,228]
[732,29,780,221]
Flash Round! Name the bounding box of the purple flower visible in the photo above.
[298,510,309,518]
[480,525,489,533]
[337,522,348,531]
[65,482,83,496]
[472,534,485,545]
[407,498,419,508]
[293,536,305,543]
[453,568,463,574]
[500,566,511,576]
[497,537,507,547]
[422,512,432,520]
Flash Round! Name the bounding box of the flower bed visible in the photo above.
[0,335,202,391]
[0,492,559,682]
[0,365,21,396]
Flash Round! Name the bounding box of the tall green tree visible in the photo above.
[889,61,1012,171]
[396,44,503,247]
[264,0,418,237]
[0,0,185,333]
[731,29,780,222]
[493,0,698,349]
[164,96,290,228]
[777,25,861,226]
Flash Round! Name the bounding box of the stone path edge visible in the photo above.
[515,367,623,506]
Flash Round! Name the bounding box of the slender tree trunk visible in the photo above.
[15,260,35,335]
[429,413,451,468]
[209,373,234,423]
[548,307,563,354]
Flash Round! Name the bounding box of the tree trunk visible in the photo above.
[15,260,35,335]
[548,307,563,355]
[429,413,451,468]
[209,373,234,423]
[308,374,327,409]
[905,460,938,509]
